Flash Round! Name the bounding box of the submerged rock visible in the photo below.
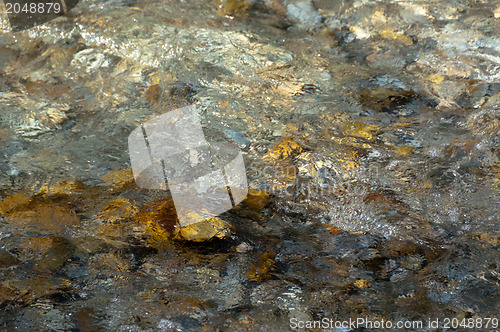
[265,137,303,159]
[0,249,20,268]
[134,197,234,243]
[217,0,252,17]
[174,217,234,242]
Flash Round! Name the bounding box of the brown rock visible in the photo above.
[0,250,20,268]
[243,189,271,210]
[217,0,252,17]
[247,252,275,281]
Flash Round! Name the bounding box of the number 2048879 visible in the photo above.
[5,2,62,14]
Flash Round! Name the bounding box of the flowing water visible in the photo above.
[0,0,499,330]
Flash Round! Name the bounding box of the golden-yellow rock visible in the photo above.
[337,147,361,174]
[391,120,419,129]
[247,252,275,281]
[427,73,445,83]
[380,29,413,46]
[285,123,299,132]
[0,194,30,215]
[469,232,499,247]
[334,136,372,149]
[342,122,380,140]
[324,225,346,236]
[422,181,433,189]
[134,198,178,247]
[353,279,372,289]
[99,167,135,191]
[36,179,87,196]
[98,198,138,223]
[265,137,303,159]
[135,197,234,243]
[393,145,415,156]
[243,189,271,210]
[217,0,252,17]
[218,100,230,110]
[174,217,233,242]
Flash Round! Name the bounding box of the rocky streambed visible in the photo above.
[0,0,499,330]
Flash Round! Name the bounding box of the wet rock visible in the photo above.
[90,252,131,273]
[358,87,417,113]
[1,194,81,235]
[19,105,69,137]
[36,179,88,197]
[469,232,499,248]
[380,29,414,46]
[134,198,178,246]
[99,167,136,192]
[71,48,113,74]
[174,217,234,242]
[0,193,30,215]
[466,108,499,146]
[353,279,372,289]
[1,276,71,306]
[235,242,252,253]
[0,283,17,306]
[483,91,500,108]
[75,308,102,332]
[285,0,322,31]
[250,280,286,306]
[265,137,303,159]
[247,252,276,281]
[165,295,216,317]
[217,0,252,18]
[21,236,73,272]
[97,198,139,223]
[341,121,380,141]
[134,197,233,243]
[0,92,70,138]
[0,249,20,268]
[399,254,425,271]
[243,189,271,210]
